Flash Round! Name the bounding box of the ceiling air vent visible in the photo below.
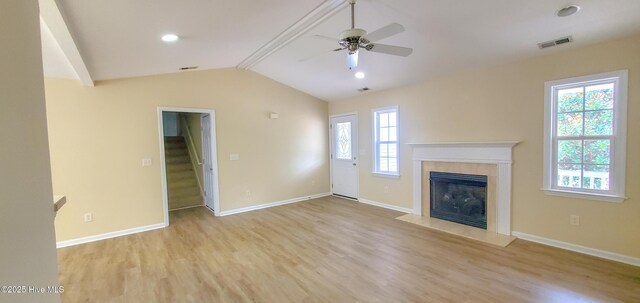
[179,66,198,70]
[358,87,371,92]
[538,36,573,49]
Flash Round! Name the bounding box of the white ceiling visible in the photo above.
[41,0,640,101]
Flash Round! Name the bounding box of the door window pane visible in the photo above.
[336,122,352,160]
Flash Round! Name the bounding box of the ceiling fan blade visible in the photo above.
[363,23,405,42]
[366,43,413,57]
[311,34,337,43]
[298,48,345,62]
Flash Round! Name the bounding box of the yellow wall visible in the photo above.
[184,113,204,192]
[329,34,640,258]
[0,1,61,302]
[45,68,329,242]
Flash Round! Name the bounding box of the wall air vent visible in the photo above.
[538,36,573,49]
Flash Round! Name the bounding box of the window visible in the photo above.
[543,70,628,202]
[373,106,399,176]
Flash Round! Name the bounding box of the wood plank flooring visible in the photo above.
[57,196,640,302]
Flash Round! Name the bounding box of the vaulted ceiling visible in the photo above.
[40,0,640,101]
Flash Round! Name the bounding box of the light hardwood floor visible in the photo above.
[57,196,640,302]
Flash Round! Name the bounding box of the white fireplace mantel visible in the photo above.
[409,141,519,236]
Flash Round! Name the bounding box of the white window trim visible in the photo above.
[372,106,400,177]
[543,70,628,203]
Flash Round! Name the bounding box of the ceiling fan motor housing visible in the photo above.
[339,28,368,52]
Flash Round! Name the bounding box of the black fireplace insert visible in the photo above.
[430,171,487,229]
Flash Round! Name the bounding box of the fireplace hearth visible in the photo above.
[430,171,487,229]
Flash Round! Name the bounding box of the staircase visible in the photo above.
[164,136,203,210]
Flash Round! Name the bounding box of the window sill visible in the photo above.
[372,172,400,179]
[542,188,627,203]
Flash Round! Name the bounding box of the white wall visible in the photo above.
[0,1,61,302]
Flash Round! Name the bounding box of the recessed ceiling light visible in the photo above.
[557,5,580,17]
[354,72,365,79]
[161,34,179,42]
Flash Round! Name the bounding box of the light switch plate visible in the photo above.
[230,153,240,161]
[142,158,152,166]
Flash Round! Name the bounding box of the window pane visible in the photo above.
[388,143,397,158]
[557,164,582,188]
[584,140,610,164]
[379,157,388,171]
[585,83,614,110]
[389,112,397,127]
[558,140,582,163]
[557,87,584,112]
[379,113,389,127]
[380,143,388,157]
[584,165,610,190]
[380,127,389,141]
[388,158,398,172]
[389,126,397,141]
[336,122,351,160]
[557,112,583,136]
[584,110,613,136]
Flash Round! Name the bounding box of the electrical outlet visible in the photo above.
[84,213,93,222]
[311,180,316,186]
[570,214,580,226]
[384,186,390,193]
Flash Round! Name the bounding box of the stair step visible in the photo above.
[165,148,189,157]
[165,142,187,149]
[164,136,185,143]
[168,178,197,189]
[166,155,190,164]
[167,163,192,172]
[169,186,200,199]
[169,195,203,210]
[167,170,198,181]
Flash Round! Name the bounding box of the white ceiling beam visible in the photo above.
[39,0,94,86]
[237,0,348,70]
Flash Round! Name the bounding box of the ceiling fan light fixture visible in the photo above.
[347,51,359,70]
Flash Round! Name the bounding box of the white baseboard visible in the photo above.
[56,223,166,249]
[358,198,413,213]
[218,192,331,216]
[512,231,640,267]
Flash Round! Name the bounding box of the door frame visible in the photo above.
[329,112,359,200]
[157,107,221,226]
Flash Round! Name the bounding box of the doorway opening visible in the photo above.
[158,107,220,225]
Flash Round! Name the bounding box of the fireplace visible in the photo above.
[430,172,488,229]
[406,142,518,245]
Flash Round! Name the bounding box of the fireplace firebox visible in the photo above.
[430,171,487,229]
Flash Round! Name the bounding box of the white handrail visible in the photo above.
[180,115,202,165]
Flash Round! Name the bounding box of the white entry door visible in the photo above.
[201,114,215,211]
[330,114,358,199]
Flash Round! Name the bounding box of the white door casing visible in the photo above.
[330,114,358,199]
[201,114,216,212]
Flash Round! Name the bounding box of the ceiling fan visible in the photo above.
[312,0,413,69]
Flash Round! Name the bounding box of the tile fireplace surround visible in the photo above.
[401,142,519,246]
